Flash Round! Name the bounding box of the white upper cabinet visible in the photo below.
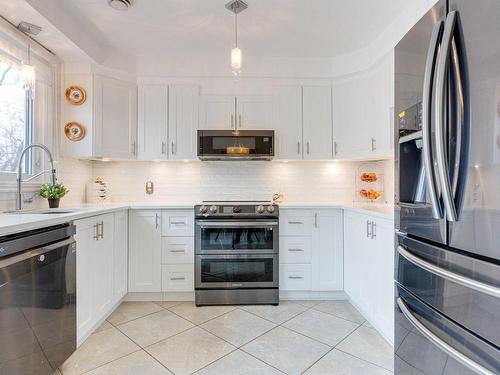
[199,94,272,131]
[272,86,303,160]
[199,95,235,129]
[137,84,168,160]
[333,53,394,159]
[236,95,273,130]
[168,85,200,160]
[303,86,333,160]
[94,75,138,159]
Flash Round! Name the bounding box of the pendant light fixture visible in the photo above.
[226,0,248,76]
[21,44,35,92]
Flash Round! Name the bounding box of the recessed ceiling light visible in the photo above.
[108,0,132,11]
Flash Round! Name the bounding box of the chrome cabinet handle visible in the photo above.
[371,138,376,152]
[334,141,338,156]
[397,246,500,299]
[306,141,310,154]
[397,298,495,375]
[288,221,303,225]
[93,223,99,240]
[371,221,376,239]
[155,213,160,229]
[131,141,137,156]
[297,141,300,155]
[231,114,234,129]
[170,277,185,281]
[435,11,458,222]
[169,249,185,253]
[288,276,303,280]
[366,220,371,238]
[314,213,318,228]
[288,248,304,252]
[171,141,175,155]
[162,141,166,155]
[422,20,444,220]
[239,114,242,128]
[171,221,186,225]
[99,221,104,239]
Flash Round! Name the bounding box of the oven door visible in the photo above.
[195,220,278,255]
[195,254,278,289]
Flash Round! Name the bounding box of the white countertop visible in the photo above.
[0,201,393,237]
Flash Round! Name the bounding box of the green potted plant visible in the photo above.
[39,183,69,208]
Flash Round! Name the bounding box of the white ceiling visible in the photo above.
[66,0,410,59]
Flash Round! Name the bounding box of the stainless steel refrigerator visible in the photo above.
[395,0,500,373]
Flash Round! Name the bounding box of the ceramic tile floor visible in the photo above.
[59,300,394,375]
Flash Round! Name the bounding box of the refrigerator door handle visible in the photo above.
[397,298,495,375]
[397,245,500,299]
[422,20,444,220]
[435,11,459,222]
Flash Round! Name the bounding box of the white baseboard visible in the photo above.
[125,292,195,302]
[279,290,347,300]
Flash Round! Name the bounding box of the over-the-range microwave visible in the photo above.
[197,130,274,161]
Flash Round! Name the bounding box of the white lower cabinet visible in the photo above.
[129,209,194,294]
[128,210,162,292]
[343,210,394,344]
[75,211,127,345]
[279,208,343,292]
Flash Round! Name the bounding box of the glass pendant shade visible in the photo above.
[21,63,35,91]
[231,47,242,76]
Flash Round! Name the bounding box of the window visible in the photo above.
[0,60,32,174]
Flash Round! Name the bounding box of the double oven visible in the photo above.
[194,202,279,306]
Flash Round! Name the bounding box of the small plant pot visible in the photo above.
[48,198,60,208]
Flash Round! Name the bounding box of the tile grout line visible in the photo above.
[77,347,143,375]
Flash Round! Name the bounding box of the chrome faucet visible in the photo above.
[16,144,57,210]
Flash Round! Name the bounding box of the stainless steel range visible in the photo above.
[194,201,279,306]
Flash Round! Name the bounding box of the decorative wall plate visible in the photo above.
[65,85,86,105]
[64,121,86,141]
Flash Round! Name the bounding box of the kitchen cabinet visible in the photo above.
[94,75,138,159]
[199,94,272,130]
[168,85,200,160]
[343,210,394,343]
[113,210,128,301]
[272,86,303,160]
[129,210,162,292]
[311,209,343,291]
[279,208,342,292]
[162,210,194,237]
[333,53,394,159]
[137,84,168,160]
[75,212,123,345]
[303,86,333,160]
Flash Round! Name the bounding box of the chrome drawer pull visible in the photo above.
[288,221,303,225]
[169,250,185,253]
[288,276,303,280]
[288,249,303,252]
[397,246,500,299]
[171,221,186,225]
[170,277,185,281]
[397,298,495,375]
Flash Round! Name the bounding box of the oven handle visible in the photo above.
[197,254,278,260]
[397,298,495,375]
[0,237,75,269]
[196,221,278,227]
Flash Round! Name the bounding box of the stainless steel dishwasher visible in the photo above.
[0,223,77,374]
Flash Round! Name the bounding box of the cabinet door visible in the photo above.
[272,86,303,160]
[370,54,394,157]
[333,76,372,158]
[137,84,168,160]
[280,236,312,264]
[169,85,199,160]
[161,236,194,265]
[311,209,343,291]
[93,214,114,320]
[303,86,333,160]
[94,75,138,159]
[75,217,98,344]
[161,264,194,292]
[279,264,312,291]
[162,209,194,237]
[129,210,162,292]
[236,95,272,130]
[113,210,128,302]
[199,95,235,129]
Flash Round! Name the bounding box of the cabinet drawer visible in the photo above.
[161,264,194,292]
[279,210,313,236]
[162,210,194,236]
[280,236,312,263]
[279,264,311,291]
[161,237,194,264]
